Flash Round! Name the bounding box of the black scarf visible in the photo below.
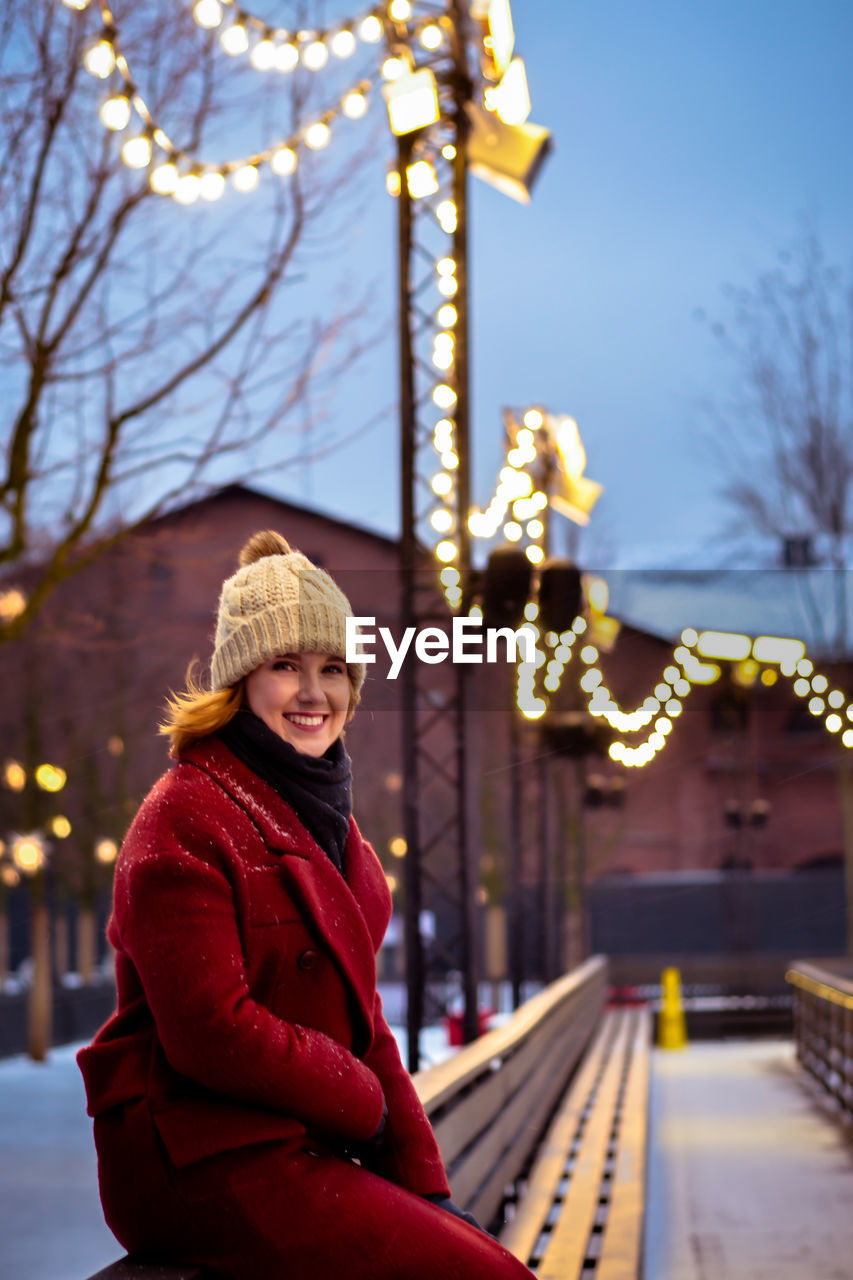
[217,708,352,876]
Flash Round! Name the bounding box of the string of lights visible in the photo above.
[518,622,853,769]
[67,1,382,201]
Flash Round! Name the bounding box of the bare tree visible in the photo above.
[702,224,853,647]
[704,221,853,950]
[0,0,380,641]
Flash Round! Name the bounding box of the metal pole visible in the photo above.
[509,711,523,1006]
[447,0,479,1046]
[396,129,424,1073]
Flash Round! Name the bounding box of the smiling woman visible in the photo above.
[76,529,534,1280]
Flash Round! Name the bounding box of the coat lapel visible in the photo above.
[182,739,381,1052]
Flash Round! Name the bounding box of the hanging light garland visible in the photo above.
[64,1,385,201]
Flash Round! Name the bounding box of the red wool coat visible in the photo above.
[78,737,483,1273]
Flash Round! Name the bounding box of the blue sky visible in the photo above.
[260,1,853,569]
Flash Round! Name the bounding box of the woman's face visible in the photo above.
[245,652,350,757]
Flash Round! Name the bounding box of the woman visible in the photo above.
[78,531,533,1279]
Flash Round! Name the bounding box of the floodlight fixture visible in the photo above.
[485,56,531,125]
[466,102,552,204]
[383,66,440,136]
[471,0,515,78]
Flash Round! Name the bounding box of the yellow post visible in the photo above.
[657,965,688,1050]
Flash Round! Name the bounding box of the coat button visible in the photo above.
[297,949,319,971]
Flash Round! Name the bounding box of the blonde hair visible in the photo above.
[160,661,362,756]
[160,665,245,756]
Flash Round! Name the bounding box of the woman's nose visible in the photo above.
[297,668,323,702]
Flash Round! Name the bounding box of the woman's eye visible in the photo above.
[272,660,296,671]
[325,663,345,675]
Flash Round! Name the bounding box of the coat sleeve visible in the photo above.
[360,992,451,1198]
[115,839,385,1145]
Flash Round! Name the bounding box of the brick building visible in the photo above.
[0,485,847,982]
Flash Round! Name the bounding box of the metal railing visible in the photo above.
[786,959,853,1121]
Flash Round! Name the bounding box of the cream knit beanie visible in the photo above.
[211,530,366,696]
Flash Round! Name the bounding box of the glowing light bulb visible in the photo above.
[100,95,131,131]
[436,540,457,563]
[121,134,152,168]
[386,169,402,196]
[523,408,544,429]
[342,91,368,118]
[526,519,544,540]
[275,41,299,71]
[199,170,226,201]
[420,23,443,49]
[331,29,357,58]
[433,384,457,409]
[95,838,118,864]
[302,40,329,70]
[438,304,457,328]
[305,121,331,148]
[62,0,91,9]
[233,164,259,192]
[431,472,453,496]
[526,544,544,565]
[382,56,408,81]
[174,173,201,205]
[193,0,222,28]
[436,200,457,231]
[389,0,412,19]
[150,161,179,194]
[84,39,116,79]
[406,160,439,198]
[436,256,456,276]
[437,276,458,298]
[504,521,522,542]
[270,146,297,176]
[431,509,454,533]
[359,15,383,42]
[251,38,277,70]
[220,23,249,55]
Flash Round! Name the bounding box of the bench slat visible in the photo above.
[499,1010,618,1264]
[536,1011,630,1280]
[432,983,593,1168]
[596,1008,651,1280]
[463,1003,601,1226]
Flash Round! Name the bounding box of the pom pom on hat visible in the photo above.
[210,530,365,697]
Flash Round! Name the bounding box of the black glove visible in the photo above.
[333,1095,388,1164]
[367,1096,389,1150]
[425,1193,487,1234]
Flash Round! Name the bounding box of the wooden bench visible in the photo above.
[86,957,650,1279]
[413,956,611,1229]
[499,1004,651,1278]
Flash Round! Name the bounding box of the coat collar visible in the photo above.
[179,737,386,1052]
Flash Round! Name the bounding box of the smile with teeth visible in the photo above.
[285,713,327,729]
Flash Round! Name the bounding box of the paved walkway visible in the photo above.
[644,1038,853,1280]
